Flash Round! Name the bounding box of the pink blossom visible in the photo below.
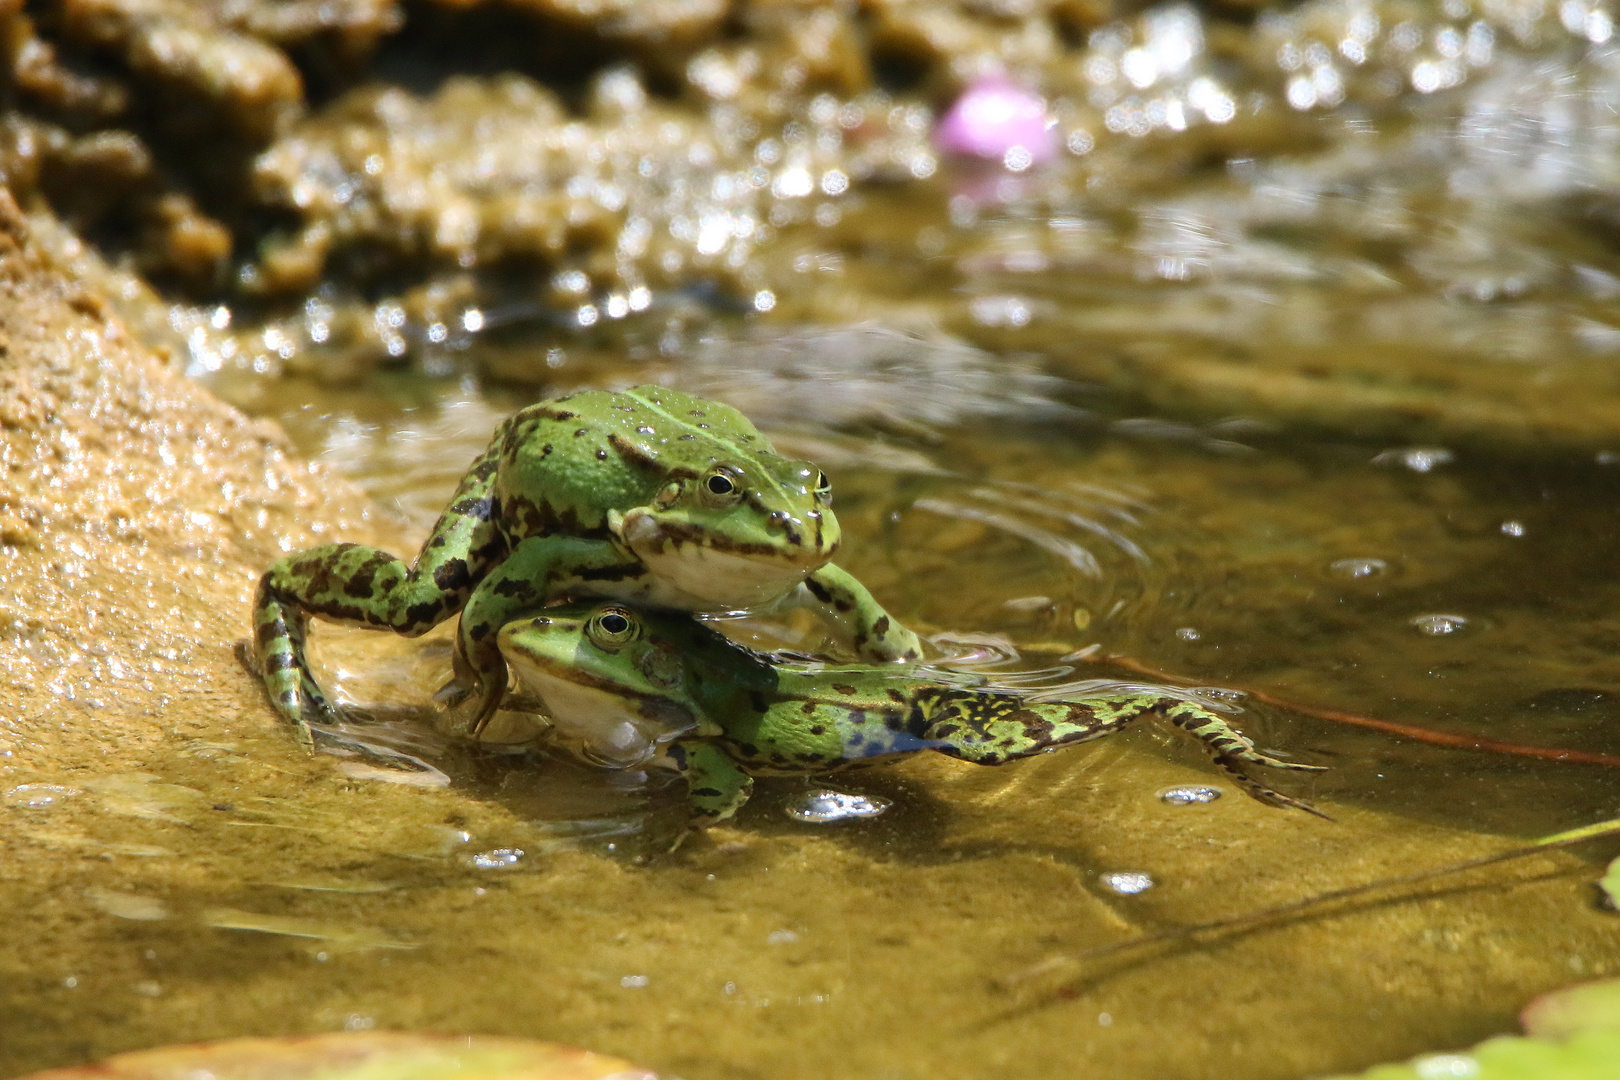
[933,76,1057,169]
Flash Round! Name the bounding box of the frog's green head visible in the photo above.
[602,389,842,610]
[497,604,710,767]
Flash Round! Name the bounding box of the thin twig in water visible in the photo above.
[999,816,1620,999]
[1087,652,1620,769]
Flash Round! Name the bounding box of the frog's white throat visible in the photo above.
[505,660,693,770]
[610,507,820,611]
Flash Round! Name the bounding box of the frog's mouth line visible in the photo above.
[616,511,836,608]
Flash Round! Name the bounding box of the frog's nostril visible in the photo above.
[769,511,789,526]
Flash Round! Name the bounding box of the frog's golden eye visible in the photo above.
[702,468,744,503]
[587,607,641,649]
[814,470,832,507]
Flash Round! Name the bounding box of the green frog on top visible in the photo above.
[497,601,1329,829]
[253,385,922,744]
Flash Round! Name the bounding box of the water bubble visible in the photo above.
[1158,784,1223,806]
[620,975,649,989]
[783,788,891,824]
[1411,614,1469,636]
[1175,627,1200,641]
[767,929,799,945]
[1330,557,1389,579]
[1413,1054,1481,1080]
[1373,447,1454,472]
[5,783,81,809]
[1100,871,1155,895]
[1500,520,1526,537]
[470,848,524,869]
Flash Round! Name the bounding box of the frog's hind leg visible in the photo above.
[253,441,509,744]
[252,575,337,747]
[1157,699,1331,819]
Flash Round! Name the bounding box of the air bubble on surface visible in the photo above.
[470,848,525,869]
[784,788,891,824]
[1411,613,1469,635]
[5,783,81,808]
[1373,447,1454,472]
[1158,784,1223,806]
[1100,871,1155,895]
[1330,557,1389,579]
[1413,1054,1481,1079]
[621,975,649,988]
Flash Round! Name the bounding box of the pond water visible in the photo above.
[10,0,1620,1076]
[166,310,1620,1078]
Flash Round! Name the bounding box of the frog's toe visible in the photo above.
[1209,752,1332,819]
[432,677,473,708]
[1252,754,1328,772]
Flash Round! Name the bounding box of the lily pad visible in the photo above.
[1597,855,1620,913]
[13,1032,663,1080]
[1521,978,1620,1040]
[1328,978,1620,1079]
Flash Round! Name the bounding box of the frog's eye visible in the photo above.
[587,607,641,649]
[814,470,832,507]
[702,468,743,503]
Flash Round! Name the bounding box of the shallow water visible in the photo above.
[64,334,1600,1079]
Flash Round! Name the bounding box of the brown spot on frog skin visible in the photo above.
[833,683,857,695]
[432,558,472,592]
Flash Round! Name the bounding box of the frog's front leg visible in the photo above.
[805,564,921,662]
[667,739,754,826]
[254,445,506,744]
[448,534,638,735]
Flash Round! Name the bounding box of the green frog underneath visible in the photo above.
[496,601,1329,829]
[253,386,921,744]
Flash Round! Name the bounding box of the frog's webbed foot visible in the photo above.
[435,639,508,738]
[805,564,922,662]
[1159,699,1330,819]
[1205,754,1335,820]
[668,739,754,832]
